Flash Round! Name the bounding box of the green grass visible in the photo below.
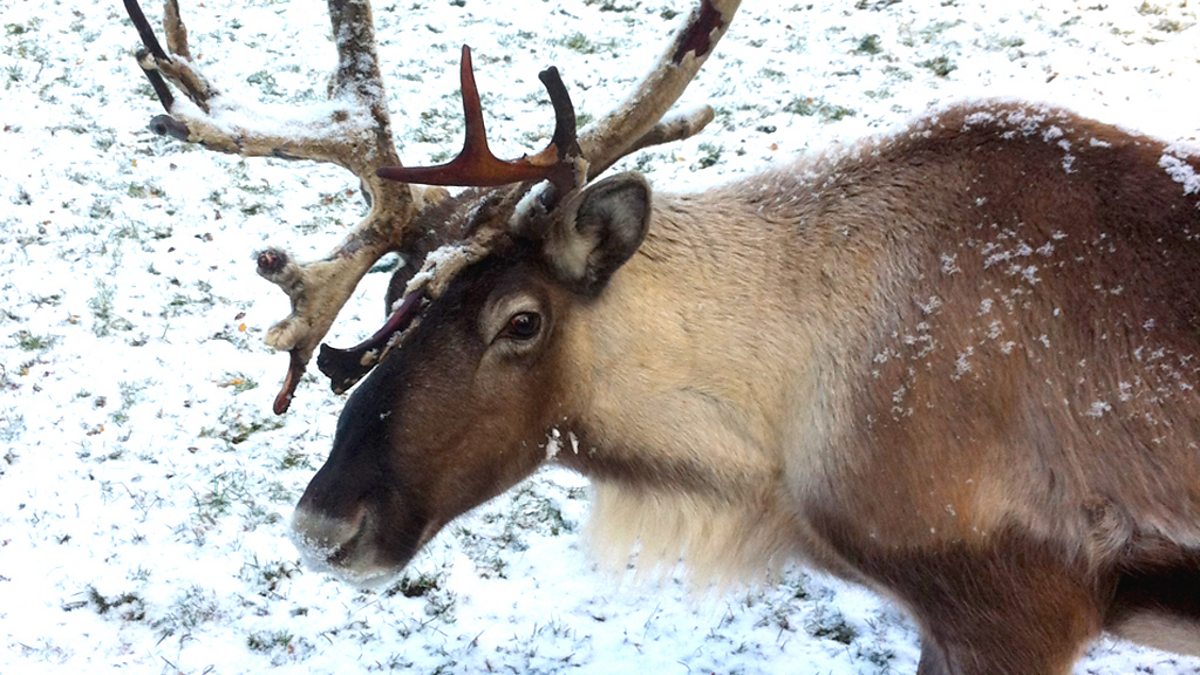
[854,34,883,55]
[919,55,957,78]
[784,96,856,121]
[247,630,295,652]
[13,330,56,351]
[559,32,617,55]
[87,586,146,622]
[88,281,132,337]
[695,142,723,169]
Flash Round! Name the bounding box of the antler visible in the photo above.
[126,0,740,409]
[378,46,584,197]
[580,0,740,179]
[123,0,429,414]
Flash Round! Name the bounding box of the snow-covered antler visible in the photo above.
[123,0,434,414]
[577,0,740,180]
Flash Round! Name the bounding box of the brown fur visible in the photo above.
[292,101,1200,672]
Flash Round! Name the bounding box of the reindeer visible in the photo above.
[124,0,1200,672]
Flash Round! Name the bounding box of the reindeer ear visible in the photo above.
[545,172,651,294]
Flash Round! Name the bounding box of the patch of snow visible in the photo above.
[510,180,552,229]
[1159,152,1200,196]
[953,347,974,379]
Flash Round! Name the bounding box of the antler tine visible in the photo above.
[588,106,715,181]
[378,46,582,196]
[123,0,174,110]
[578,0,741,176]
[162,0,191,60]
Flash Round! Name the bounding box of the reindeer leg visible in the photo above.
[867,532,1105,675]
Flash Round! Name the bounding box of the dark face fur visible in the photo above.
[290,173,651,585]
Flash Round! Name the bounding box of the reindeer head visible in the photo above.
[292,172,659,582]
[289,10,737,580]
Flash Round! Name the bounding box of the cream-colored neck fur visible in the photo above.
[556,164,889,581]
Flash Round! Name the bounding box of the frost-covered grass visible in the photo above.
[2,0,1199,672]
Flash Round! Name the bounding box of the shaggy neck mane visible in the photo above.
[552,173,845,583]
[583,480,807,583]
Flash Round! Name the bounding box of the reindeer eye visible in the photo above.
[502,312,542,341]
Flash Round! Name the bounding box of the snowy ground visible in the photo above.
[2,0,1199,672]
